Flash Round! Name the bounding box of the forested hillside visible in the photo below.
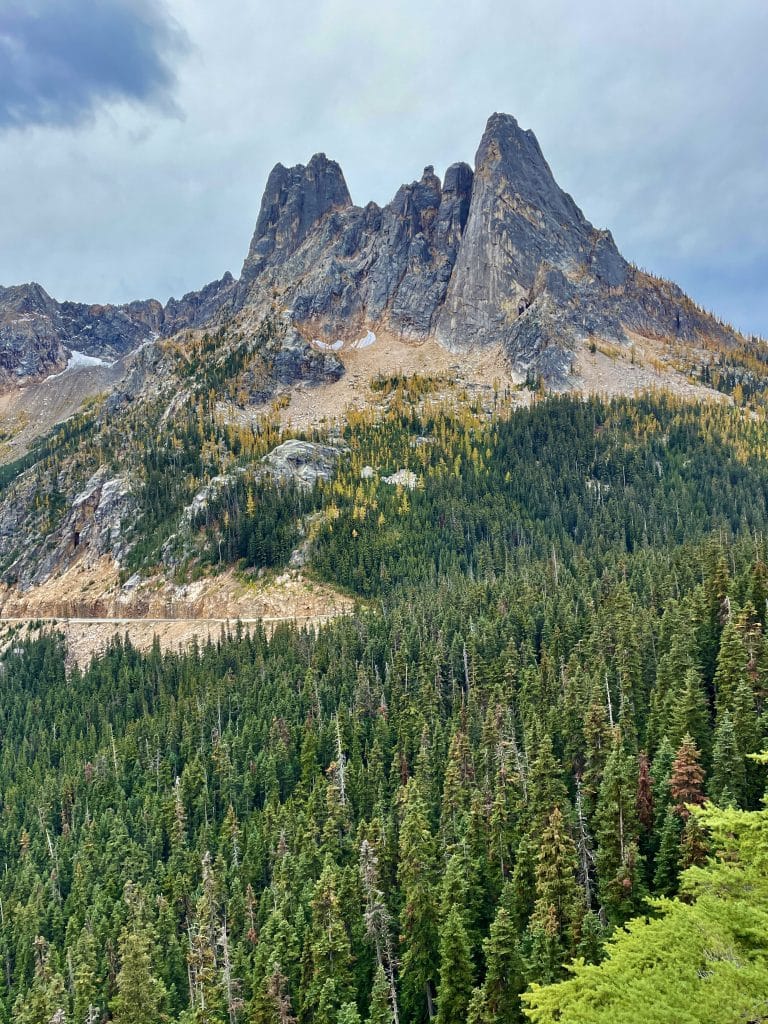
[0,392,767,1022]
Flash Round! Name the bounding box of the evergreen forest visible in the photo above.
[2,390,768,1023]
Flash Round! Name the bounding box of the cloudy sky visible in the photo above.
[1,0,766,336]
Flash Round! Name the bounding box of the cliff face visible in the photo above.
[232,112,745,381]
[0,112,748,388]
[235,158,474,342]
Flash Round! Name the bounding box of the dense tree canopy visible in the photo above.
[0,391,767,1021]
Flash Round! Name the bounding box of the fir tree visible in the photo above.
[398,780,439,1023]
[111,924,169,1024]
[594,731,645,924]
[669,735,706,819]
[435,907,473,1024]
[709,711,744,807]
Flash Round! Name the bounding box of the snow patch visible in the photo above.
[311,330,375,353]
[45,349,114,380]
[352,330,376,350]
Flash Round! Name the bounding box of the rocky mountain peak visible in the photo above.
[239,153,352,290]
[0,112,749,394]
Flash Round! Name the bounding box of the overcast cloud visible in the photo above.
[0,0,766,337]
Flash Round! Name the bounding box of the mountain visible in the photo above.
[0,112,748,394]
[230,112,744,381]
[0,274,239,387]
[0,112,762,606]
[1,114,768,1024]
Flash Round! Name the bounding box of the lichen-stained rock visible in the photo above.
[0,283,164,385]
[182,469,246,524]
[434,113,629,378]
[238,153,353,295]
[0,111,752,394]
[260,440,341,488]
[232,112,747,385]
[163,272,239,334]
[271,329,344,387]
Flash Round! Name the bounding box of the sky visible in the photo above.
[0,0,766,337]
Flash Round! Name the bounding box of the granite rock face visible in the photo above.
[260,440,341,488]
[0,465,137,589]
[0,283,164,385]
[1,113,749,389]
[237,159,474,343]
[164,272,239,334]
[233,112,746,382]
[238,154,352,295]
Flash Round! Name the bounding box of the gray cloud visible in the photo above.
[0,0,187,128]
[0,0,765,340]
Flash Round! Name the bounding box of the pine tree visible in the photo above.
[72,925,101,1024]
[252,965,296,1024]
[186,853,227,1024]
[337,1002,362,1024]
[635,752,654,833]
[359,840,398,1024]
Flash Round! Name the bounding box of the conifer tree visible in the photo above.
[111,924,169,1024]
[709,711,744,807]
[669,735,706,818]
[12,938,66,1024]
[252,965,296,1024]
[594,731,645,924]
[186,853,227,1024]
[398,780,439,1023]
[713,617,748,712]
[72,925,100,1024]
[669,668,710,759]
[301,861,356,1024]
[366,966,392,1024]
[435,906,474,1024]
[529,806,584,980]
[337,1002,362,1024]
[652,807,682,896]
[635,752,654,833]
[467,898,524,1024]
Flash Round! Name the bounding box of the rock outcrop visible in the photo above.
[0,465,137,589]
[260,440,341,488]
[236,159,474,344]
[0,282,164,385]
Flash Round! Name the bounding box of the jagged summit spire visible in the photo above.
[239,153,351,287]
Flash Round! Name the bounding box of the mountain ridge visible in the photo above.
[0,112,751,392]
